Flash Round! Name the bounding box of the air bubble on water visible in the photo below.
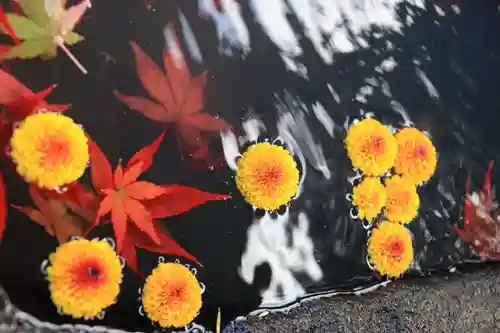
[345,193,353,202]
[138,287,142,295]
[138,306,145,316]
[184,264,191,270]
[69,236,82,242]
[158,256,165,264]
[190,268,197,276]
[208,165,214,171]
[118,256,125,268]
[199,282,206,294]
[174,259,180,264]
[104,238,115,250]
[3,147,11,157]
[56,306,64,315]
[366,255,375,271]
[40,260,49,275]
[362,220,371,230]
[97,311,105,320]
[349,208,358,220]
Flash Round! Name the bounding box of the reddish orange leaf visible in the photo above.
[125,181,167,200]
[144,185,230,219]
[110,194,127,252]
[113,161,125,189]
[88,138,114,192]
[162,27,190,103]
[120,161,144,188]
[0,173,7,241]
[128,222,200,265]
[123,196,160,245]
[127,128,166,173]
[12,186,90,243]
[120,235,140,275]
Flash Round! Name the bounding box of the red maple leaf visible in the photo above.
[0,69,71,156]
[86,129,231,274]
[114,28,231,166]
[0,173,6,242]
[453,161,500,260]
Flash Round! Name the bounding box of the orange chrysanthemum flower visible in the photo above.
[47,239,122,319]
[236,142,299,211]
[384,175,420,224]
[345,118,398,176]
[142,262,202,328]
[352,177,387,222]
[367,221,414,277]
[394,127,437,185]
[10,112,89,189]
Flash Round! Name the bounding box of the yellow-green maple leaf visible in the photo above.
[0,0,90,74]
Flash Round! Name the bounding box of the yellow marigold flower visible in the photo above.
[367,221,414,277]
[384,175,420,224]
[10,112,89,190]
[345,118,398,176]
[394,127,437,185]
[235,142,299,211]
[142,262,202,328]
[47,239,122,319]
[352,177,387,222]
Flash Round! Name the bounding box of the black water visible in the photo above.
[1,0,500,332]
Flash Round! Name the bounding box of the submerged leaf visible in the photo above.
[0,173,6,241]
[12,186,91,243]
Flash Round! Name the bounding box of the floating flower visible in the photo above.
[394,127,437,185]
[345,118,398,176]
[235,142,299,211]
[10,112,89,190]
[352,177,387,222]
[46,238,122,319]
[367,221,414,277]
[142,262,202,328]
[384,176,420,224]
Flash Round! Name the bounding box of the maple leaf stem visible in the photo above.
[56,38,88,75]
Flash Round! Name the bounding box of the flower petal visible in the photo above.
[124,181,167,200]
[123,197,160,245]
[88,138,114,191]
[143,185,230,219]
[126,128,166,174]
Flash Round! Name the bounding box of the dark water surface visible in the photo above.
[1,0,500,332]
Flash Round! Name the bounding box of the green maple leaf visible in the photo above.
[0,0,90,74]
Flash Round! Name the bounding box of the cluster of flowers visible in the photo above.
[345,118,437,278]
[44,238,202,328]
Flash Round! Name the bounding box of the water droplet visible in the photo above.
[40,260,49,275]
[56,306,64,315]
[174,259,180,264]
[138,287,142,295]
[158,256,165,264]
[97,311,105,320]
[185,264,191,270]
[366,256,375,271]
[190,268,197,276]
[69,236,81,242]
[54,186,68,194]
[362,220,372,230]
[138,306,145,316]
[345,193,353,202]
[199,282,206,294]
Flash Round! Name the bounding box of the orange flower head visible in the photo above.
[352,177,387,223]
[142,262,202,328]
[46,239,122,319]
[394,127,437,185]
[368,221,414,277]
[236,142,299,211]
[9,112,89,189]
[384,175,420,224]
[345,118,397,176]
